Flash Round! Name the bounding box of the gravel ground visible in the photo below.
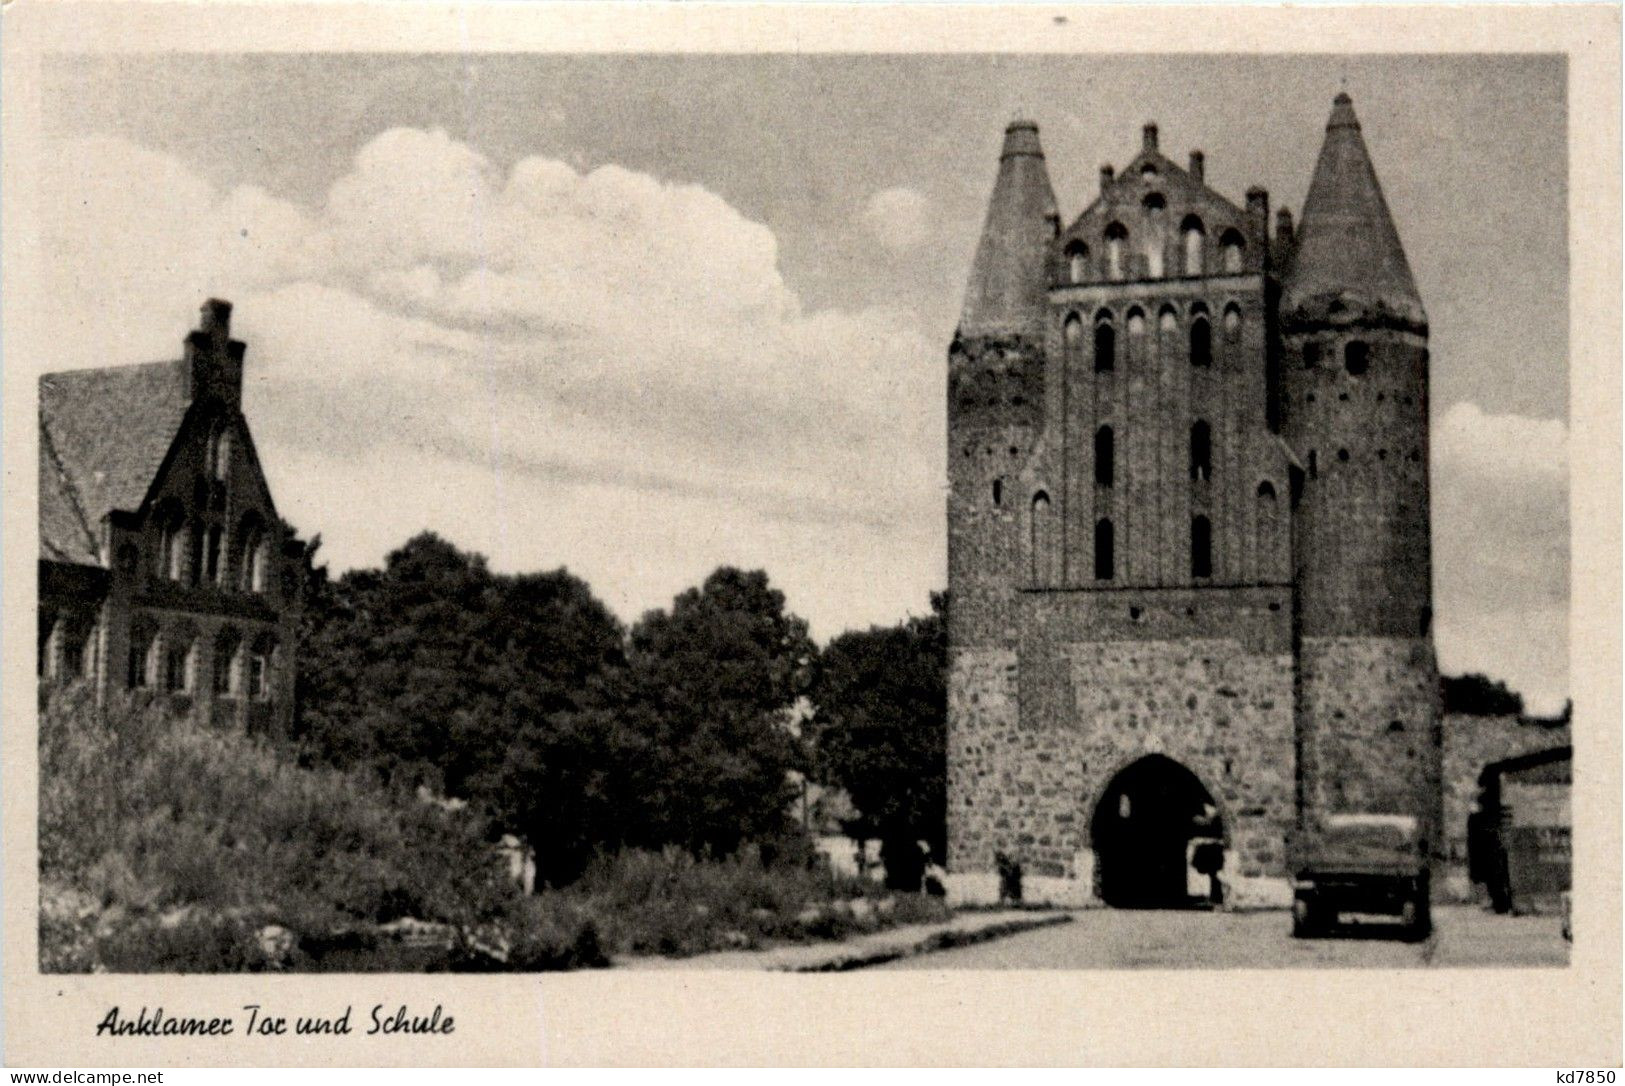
[876,905,1569,969]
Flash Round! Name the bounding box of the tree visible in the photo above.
[1441,673,1525,718]
[809,592,947,890]
[295,533,629,875]
[620,567,816,860]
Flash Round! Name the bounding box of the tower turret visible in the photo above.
[1282,94,1440,843]
[948,121,1056,647]
[959,120,1059,338]
[944,120,1060,879]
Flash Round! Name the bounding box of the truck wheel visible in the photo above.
[1292,896,1319,938]
[1401,898,1431,942]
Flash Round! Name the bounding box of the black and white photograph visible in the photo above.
[4,3,1619,1068]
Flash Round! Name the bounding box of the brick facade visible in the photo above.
[38,300,302,736]
[945,98,1500,909]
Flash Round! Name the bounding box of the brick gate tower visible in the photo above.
[944,94,1440,907]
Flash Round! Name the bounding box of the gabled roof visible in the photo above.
[1282,94,1424,327]
[39,421,101,565]
[39,359,193,565]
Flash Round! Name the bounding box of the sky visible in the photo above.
[27,53,1569,712]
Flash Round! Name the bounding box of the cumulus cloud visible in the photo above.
[25,130,1571,712]
[860,186,932,256]
[28,130,945,636]
[1431,402,1569,714]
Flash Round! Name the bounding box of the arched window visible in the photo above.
[1223,303,1243,339]
[1190,315,1212,368]
[39,616,59,678]
[1126,307,1146,338]
[208,422,233,482]
[1065,240,1089,284]
[1064,312,1084,350]
[69,620,96,681]
[154,500,186,582]
[127,621,158,689]
[1257,481,1281,576]
[1344,340,1370,376]
[1159,305,1178,334]
[1095,426,1115,487]
[1219,229,1245,273]
[204,525,224,585]
[1094,316,1116,373]
[214,628,241,696]
[1191,516,1212,579]
[1181,215,1205,275]
[1094,519,1115,581]
[249,635,277,701]
[1105,223,1128,280]
[237,516,269,593]
[1142,192,1166,214]
[1030,491,1055,586]
[992,479,1003,507]
[165,630,197,693]
[1190,420,1212,481]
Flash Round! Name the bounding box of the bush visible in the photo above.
[517,847,951,960]
[39,685,521,972]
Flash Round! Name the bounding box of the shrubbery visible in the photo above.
[40,684,518,972]
[40,686,948,972]
[524,848,948,959]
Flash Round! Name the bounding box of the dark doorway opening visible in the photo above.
[1091,755,1224,908]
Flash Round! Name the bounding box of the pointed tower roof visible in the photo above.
[959,120,1059,338]
[1283,94,1425,329]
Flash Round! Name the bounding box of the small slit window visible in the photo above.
[992,479,1003,506]
[1191,516,1212,579]
[1094,318,1116,373]
[1345,340,1370,376]
[1095,426,1115,487]
[1190,420,1212,481]
[1190,316,1212,368]
[1094,519,1115,581]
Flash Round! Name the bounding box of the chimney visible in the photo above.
[1276,206,1295,247]
[1100,163,1115,190]
[186,298,244,408]
[1188,150,1205,183]
[1142,123,1159,152]
[1246,186,1270,230]
[200,298,232,348]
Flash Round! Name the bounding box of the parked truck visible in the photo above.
[1288,813,1431,941]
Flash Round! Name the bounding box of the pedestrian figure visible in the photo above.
[995,850,1023,905]
[919,840,947,897]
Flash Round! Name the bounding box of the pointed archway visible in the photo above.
[1090,755,1225,908]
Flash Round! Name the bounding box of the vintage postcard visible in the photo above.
[2,1,1619,1068]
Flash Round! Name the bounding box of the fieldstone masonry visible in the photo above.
[944,99,1470,911]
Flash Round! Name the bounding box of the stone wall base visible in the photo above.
[1220,873,1293,909]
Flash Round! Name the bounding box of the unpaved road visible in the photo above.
[876,905,1568,968]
